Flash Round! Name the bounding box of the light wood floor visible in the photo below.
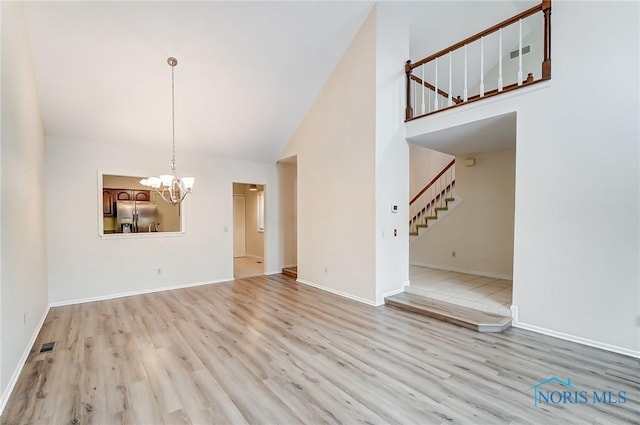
[2,274,639,424]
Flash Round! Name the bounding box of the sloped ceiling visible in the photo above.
[23,1,533,162]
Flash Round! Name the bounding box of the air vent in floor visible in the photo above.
[39,342,56,353]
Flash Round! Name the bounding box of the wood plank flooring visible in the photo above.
[2,274,639,424]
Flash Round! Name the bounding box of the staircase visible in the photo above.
[409,191,457,238]
[385,292,511,333]
[409,159,457,239]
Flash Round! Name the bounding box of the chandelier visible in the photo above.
[140,57,195,205]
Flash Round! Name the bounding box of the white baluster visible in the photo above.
[444,172,448,200]
[452,164,456,193]
[421,65,426,115]
[498,28,503,92]
[445,169,449,201]
[448,51,453,107]
[434,57,439,111]
[518,19,523,86]
[413,81,418,113]
[480,36,485,97]
[463,44,468,102]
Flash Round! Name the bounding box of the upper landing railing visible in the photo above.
[405,0,551,121]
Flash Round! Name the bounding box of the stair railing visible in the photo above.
[409,159,456,234]
[405,0,551,121]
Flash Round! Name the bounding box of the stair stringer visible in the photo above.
[409,194,464,245]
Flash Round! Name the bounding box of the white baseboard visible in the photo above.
[510,308,639,359]
[378,280,411,305]
[409,261,512,281]
[265,270,282,276]
[296,278,377,307]
[0,305,50,415]
[48,278,233,308]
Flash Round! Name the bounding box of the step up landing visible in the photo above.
[385,292,511,333]
[282,266,297,279]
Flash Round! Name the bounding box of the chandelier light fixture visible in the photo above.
[140,57,195,205]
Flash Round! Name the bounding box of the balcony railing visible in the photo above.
[405,0,551,121]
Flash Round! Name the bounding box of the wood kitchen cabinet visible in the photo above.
[115,190,132,201]
[113,189,150,202]
[134,190,150,201]
[103,189,115,217]
[104,189,151,217]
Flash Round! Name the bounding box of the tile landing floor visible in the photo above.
[234,256,264,279]
[408,266,512,316]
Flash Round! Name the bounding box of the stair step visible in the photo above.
[435,207,448,211]
[445,197,455,202]
[416,224,427,228]
[282,266,298,279]
[384,292,511,333]
[426,215,437,220]
[409,232,418,236]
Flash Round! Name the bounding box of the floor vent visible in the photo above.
[39,342,56,353]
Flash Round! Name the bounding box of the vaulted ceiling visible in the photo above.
[23,1,534,162]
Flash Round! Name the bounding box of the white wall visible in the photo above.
[406,2,640,356]
[482,24,544,92]
[409,145,454,198]
[410,148,516,278]
[1,0,49,409]
[374,4,410,303]
[280,7,377,303]
[46,136,280,304]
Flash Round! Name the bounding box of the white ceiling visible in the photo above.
[407,111,516,156]
[23,1,531,162]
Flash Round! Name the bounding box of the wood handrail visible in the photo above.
[410,2,546,70]
[410,75,463,105]
[405,1,551,121]
[409,76,547,121]
[410,159,455,206]
[542,0,552,78]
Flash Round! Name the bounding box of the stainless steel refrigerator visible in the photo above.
[116,201,159,233]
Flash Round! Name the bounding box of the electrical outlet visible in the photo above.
[452,251,456,257]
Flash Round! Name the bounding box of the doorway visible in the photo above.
[278,156,297,278]
[233,182,265,279]
[407,113,516,316]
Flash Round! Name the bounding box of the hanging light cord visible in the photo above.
[139,56,194,205]
[171,60,176,171]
